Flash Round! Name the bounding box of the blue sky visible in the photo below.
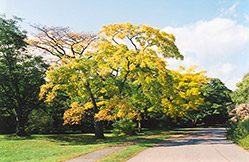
[1,0,249,90]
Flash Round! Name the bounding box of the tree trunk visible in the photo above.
[94,120,105,139]
[138,119,142,133]
[86,82,105,139]
[15,107,27,136]
[13,75,27,136]
[16,116,26,136]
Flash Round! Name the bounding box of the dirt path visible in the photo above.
[126,128,249,162]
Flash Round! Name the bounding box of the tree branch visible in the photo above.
[119,57,130,93]
[127,36,138,51]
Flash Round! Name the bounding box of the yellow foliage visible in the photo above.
[37,23,213,125]
[161,66,209,118]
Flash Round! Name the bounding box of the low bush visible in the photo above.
[112,119,136,136]
[27,109,54,134]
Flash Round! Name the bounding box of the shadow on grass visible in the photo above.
[46,129,169,145]
[2,129,170,146]
[2,135,35,140]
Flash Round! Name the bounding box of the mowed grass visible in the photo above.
[0,130,169,162]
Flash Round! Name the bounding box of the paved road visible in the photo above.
[126,128,249,162]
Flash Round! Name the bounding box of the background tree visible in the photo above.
[228,72,249,123]
[227,73,249,144]
[184,78,233,126]
[0,16,48,136]
[232,72,249,105]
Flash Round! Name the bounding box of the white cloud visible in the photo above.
[189,62,239,90]
[163,17,249,90]
[166,56,200,70]
[207,63,237,82]
[164,18,249,59]
[220,1,239,17]
[245,14,249,22]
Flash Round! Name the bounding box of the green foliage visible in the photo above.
[27,109,54,134]
[227,119,249,143]
[112,119,136,136]
[0,116,15,134]
[0,15,49,136]
[232,72,249,104]
[184,78,232,125]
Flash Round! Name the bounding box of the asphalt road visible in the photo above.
[126,128,249,162]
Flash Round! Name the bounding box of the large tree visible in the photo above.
[36,23,209,138]
[37,23,185,138]
[0,16,48,136]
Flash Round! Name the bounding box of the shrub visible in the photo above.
[112,119,136,136]
[27,109,54,134]
[227,119,249,143]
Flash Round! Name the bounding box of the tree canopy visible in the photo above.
[35,23,210,138]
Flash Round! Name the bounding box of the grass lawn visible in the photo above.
[0,130,171,162]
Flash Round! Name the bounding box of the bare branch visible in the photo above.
[30,25,97,59]
[127,36,138,51]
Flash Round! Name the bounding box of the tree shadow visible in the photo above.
[2,131,165,146]
[154,128,232,148]
[3,135,35,140]
[1,130,181,147]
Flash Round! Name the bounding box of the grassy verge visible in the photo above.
[0,130,170,162]
[237,135,249,150]
[97,130,184,162]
